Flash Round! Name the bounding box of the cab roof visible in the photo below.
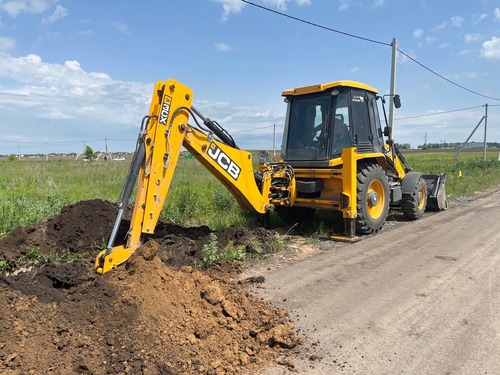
[282,80,378,96]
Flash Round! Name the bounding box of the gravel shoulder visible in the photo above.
[242,186,500,374]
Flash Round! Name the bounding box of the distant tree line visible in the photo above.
[417,142,500,150]
[395,143,412,150]
[394,142,500,150]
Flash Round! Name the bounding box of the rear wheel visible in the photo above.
[402,177,427,220]
[355,163,389,234]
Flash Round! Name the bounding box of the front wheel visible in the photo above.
[355,163,389,234]
[401,177,427,220]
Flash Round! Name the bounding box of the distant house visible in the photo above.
[463,141,487,150]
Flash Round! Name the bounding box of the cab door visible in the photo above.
[349,89,383,154]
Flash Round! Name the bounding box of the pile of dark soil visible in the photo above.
[0,200,299,374]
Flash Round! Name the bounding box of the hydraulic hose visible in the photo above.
[105,119,148,254]
[191,105,238,149]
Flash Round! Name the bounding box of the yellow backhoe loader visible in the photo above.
[95,78,446,274]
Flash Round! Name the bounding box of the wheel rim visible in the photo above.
[417,185,426,210]
[366,179,386,219]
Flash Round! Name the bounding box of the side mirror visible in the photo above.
[393,94,401,109]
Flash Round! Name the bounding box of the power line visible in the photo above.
[232,124,280,134]
[396,105,484,120]
[397,50,500,101]
[240,0,390,47]
[239,0,500,101]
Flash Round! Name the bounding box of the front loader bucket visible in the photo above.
[423,173,447,211]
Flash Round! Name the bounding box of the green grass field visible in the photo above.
[1,150,499,238]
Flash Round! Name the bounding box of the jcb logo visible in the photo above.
[207,143,241,180]
[159,96,172,125]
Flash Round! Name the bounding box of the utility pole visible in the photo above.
[388,37,397,140]
[483,104,488,161]
[105,138,109,161]
[453,112,485,160]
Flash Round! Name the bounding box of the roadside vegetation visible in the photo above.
[1,150,500,239]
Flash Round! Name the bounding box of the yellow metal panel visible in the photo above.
[182,128,270,213]
[340,147,357,219]
[384,143,407,178]
[294,197,339,209]
[282,80,378,96]
[126,79,193,247]
[95,246,133,274]
[141,80,193,234]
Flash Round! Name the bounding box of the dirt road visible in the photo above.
[244,188,500,374]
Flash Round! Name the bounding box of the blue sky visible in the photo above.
[0,0,499,155]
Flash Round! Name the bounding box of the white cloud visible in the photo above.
[495,8,500,21]
[350,66,359,73]
[64,60,82,71]
[480,36,500,59]
[433,21,447,31]
[413,28,423,38]
[450,16,464,27]
[338,0,383,11]
[111,22,129,34]
[195,98,284,146]
[214,0,310,21]
[464,33,482,43]
[263,0,287,11]
[263,0,311,10]
[0,0,58,17]
[432,16,462,33]
[42,4,67,24]
[215,42,233,52]
[213,0,245,21]
[0,52,150,128]
[78,30,95,37]
[0,36,15,52]
[472,13,488,24]
[399,49,416,64]
[338,0,349,11]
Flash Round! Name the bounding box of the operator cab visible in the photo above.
[281,80,385,167]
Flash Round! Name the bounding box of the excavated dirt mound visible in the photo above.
[0,200,300,374]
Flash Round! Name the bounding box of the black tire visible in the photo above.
[401,177,427,220]
[355,163,389,234]
[275,206,315,224]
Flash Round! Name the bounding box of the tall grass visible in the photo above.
[0,156,255,237]
[404,151,500,200]
[0,158,128,237]
[1,150,499,237]
[160,158,253,228]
